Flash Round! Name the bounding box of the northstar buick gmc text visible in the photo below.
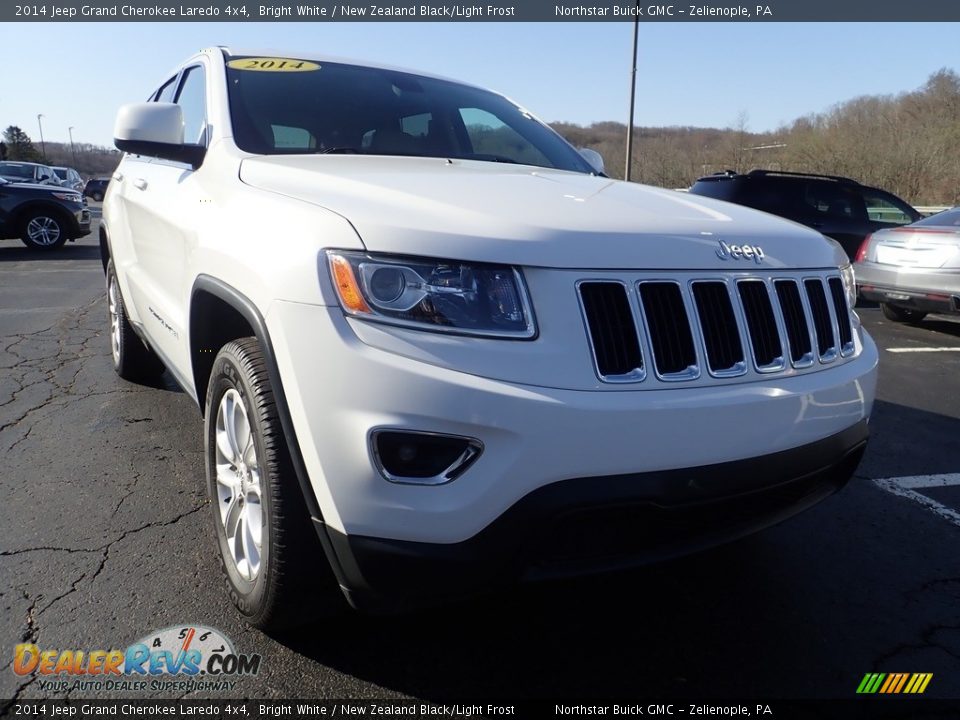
[102,47,878,628]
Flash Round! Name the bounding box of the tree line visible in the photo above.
[554,68,960,206]
[1,126,120,179]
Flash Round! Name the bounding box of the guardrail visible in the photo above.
[916,206,951,217]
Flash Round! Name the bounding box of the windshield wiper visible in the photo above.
[319,147,361,154]
[464,154,520,165]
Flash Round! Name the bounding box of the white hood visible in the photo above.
[239,155,848,270]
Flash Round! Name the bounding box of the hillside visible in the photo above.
[554,68,960,206]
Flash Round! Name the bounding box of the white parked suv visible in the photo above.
[102,47,878,629]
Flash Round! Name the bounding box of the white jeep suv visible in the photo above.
[102,47,878,628]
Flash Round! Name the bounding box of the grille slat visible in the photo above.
[578,282,643,379]
[805,279,837,359]
[639,282,698,377]
[774,280,813,364]
[692,282,744,373]
[827,277,854,352]
[737,281,783,369]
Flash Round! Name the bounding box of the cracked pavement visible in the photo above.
[0,225,958,705]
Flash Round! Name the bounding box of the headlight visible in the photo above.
[840,264,857,310]
[326,251,536,338]
[52,192,82,203]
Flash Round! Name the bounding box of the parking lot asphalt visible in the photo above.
[1,215,958,705]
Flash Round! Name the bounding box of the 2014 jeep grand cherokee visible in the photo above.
[102,47,878,629]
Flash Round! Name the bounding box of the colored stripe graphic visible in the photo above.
[858,672,933,694]
[892,673,909,693]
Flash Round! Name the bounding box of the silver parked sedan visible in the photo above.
[855,207,960,323]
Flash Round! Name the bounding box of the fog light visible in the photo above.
[371,430,482,485]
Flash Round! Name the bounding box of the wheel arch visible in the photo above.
[189,275,349,587]
[10,201,75,239]
[98,223,111,274]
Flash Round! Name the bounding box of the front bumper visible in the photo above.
[329,420,867,612]
[266,300,877,607]
[70,206,92,238]
[856,261,960,314]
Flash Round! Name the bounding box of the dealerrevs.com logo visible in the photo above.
[12,625,261,693]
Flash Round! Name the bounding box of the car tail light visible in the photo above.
[855,235,872,263]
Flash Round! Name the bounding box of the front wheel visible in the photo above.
[881,303,927,324]
[20,211,68,250]
[205,338,342,630]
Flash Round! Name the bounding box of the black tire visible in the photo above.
[205,338,342,630]
[19,210,69,250]
[881,303,927,324]
[106,260,166,383]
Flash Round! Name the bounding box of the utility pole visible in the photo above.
[68,126,78,165]
[37,114,46,161]
[624,9,639,181]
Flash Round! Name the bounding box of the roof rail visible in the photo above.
[747,169,858,185]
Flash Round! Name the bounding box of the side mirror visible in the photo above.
[579,148,605,175]
[113,103,205,169]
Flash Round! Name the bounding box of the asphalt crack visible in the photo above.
[21,591,39,644]
[872,622,960,669]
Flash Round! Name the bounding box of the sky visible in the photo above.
[2,22,957,148]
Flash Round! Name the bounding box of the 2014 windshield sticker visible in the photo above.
[11,625,262,693]
[226,57,320,72]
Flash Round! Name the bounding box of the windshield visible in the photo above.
[53,168,68,179]
[225,57,594,174]
[914,208,960,228]
[0,163,34,179]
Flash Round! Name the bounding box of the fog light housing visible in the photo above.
[371,430,483,485]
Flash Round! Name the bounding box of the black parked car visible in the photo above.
[0,177,91,250]
[83,178,110,202]
[689,170,922,259]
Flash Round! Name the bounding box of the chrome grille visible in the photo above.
[737,280,785,372]
[774,280,814,367]
[828,277,855,356]
[691,282,745,376]
[638,282,698,380]
[578,281,644,381]
[805,278,837,361]
[577,271,856,385]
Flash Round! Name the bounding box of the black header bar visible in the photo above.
[3,0,960,22]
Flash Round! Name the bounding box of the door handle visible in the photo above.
[113,172,124,182]
[133,178,148,191]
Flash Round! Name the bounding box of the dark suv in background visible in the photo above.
[83,178,110,202]
[689,170,922,259]
[0,177,91,250]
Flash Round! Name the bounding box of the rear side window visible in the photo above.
[862,189,916,225]
[690,178,741,202]
[802,183,867,221]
